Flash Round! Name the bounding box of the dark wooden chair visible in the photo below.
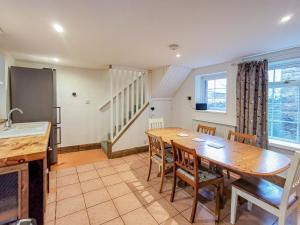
[227,130,257,179]
[170,140,224,223]
[197,124,216,136]
[146,133,173,193]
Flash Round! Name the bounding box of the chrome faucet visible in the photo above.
[5,108,23,128]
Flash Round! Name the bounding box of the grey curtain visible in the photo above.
[236,60,268,148]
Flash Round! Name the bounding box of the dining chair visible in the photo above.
[227,130,256,146]
[226,130,257,178]
[230,151,300,225]
[146,133,173,193]
[148,117,164,129]
[197,124,216,136]
[170,140,224,223]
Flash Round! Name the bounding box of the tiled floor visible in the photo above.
[47,152,300,225]
[51,149,107,170]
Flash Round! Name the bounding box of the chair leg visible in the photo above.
[227,170,230,179]
[230,188,238,224]
[190,185,198,223]
[147,158,152,181]
[170,170,176,202]
[159,165,165,193]
[215,185,221,223]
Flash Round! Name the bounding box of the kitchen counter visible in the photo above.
[0,122,51,167]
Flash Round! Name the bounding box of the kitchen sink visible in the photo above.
[0,122,49,139]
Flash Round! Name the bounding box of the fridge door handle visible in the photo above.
[54,106,61,125]
[56,126,61,145]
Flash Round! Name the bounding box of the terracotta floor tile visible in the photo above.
[57,183,82,200]
[113,193,143,215]
[84,188,111,207]
[135,187,162,205]
[222,204,278,225]
[181,203,219,225]
[45,202,56,222]
[52,149,107,170]
[127,159,146,170]
[45,221,55,225]
[102,217,124,225]
[122,155,140,163]
[126,178,151,192]
[97,166,117,177]
[56,195,85,218]
[109,158,126,166]
[49,171,57,180]
[78,170,99,182]
[119,171,139,181]
[164,189,193,212]
[76,163,95,173]
[57,174,79,188]
[114,163,131,172]
[107,182,132,199]
[47,192,56,204]
[102,174,123,186]
[146,198,179,223]
[55,210,90,225]
[80,178,104,193]
[56,167,77,178]
[121,207,158,225]
[94,160,110,169]
[87,201,119,225]
[161,214,192,225]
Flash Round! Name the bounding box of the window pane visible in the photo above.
[215,79,226,89]
[207,80,214,89]
[274,69,282,82]
[268,70,274,82]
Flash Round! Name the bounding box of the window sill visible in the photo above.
[195,109,227,114]
[269,139,300,152]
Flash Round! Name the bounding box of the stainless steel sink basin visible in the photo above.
[0,122,49,139]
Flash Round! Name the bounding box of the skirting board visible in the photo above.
[58,143,101,154]
[110,145,148,159]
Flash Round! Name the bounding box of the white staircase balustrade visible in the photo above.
[100,67,149,144]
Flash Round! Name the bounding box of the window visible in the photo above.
[195,72,227,112]
[268,59,300,144]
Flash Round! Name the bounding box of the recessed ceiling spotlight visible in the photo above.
[280,14,293,24]
[53,23,64,33]
[53,58,59,62]
[176,53,181,58]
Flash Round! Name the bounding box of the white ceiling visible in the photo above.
[0,0,299,69]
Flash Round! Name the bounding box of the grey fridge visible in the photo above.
[9,66,61,165]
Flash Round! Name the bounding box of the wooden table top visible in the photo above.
[0,122,51,167]
[146,127,291,177]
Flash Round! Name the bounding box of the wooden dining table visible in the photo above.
[146,127,291,177]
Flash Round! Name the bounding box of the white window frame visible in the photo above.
[195,72,227,113]
[268,58,300,146]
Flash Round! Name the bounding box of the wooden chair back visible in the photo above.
[281,151,300,208]
[147,133,165,158]
[148,118,164,129]
[171,140,198,182]
[227,130,256,146]
[197,124,216,136]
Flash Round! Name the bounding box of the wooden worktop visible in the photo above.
[0,122,51,167]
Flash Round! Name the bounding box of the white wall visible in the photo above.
[171,61,237,129]
[112,106,149,152]
[14,60,110,147]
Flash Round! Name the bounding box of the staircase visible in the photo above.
[100,66,149,157]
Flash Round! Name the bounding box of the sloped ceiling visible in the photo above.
[0,0,300,69]
[151,65,192,98]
